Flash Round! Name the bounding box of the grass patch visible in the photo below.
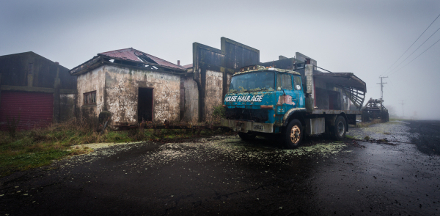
[0,118,230,177]
[355,119,382,128]
[345,134,355,139]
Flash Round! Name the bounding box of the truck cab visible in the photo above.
[222,62,366,148]
[222,65,306,144]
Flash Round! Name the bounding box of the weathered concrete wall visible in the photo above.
[183,77,198,123]
[103,65,180,124]
[226,74,232,93]
[204,70,223,122]
[77,66,106,119]
[59,94,76,122]
[192,37,259,122]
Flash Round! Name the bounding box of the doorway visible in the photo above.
[138,88,153,122]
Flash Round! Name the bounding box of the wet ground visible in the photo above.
[0,120,439,215]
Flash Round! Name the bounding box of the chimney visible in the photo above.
[177,60,180,66]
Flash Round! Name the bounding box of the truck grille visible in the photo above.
[225,108,268,123]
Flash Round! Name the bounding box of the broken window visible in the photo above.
[277,73,292,90]
[83,91,96,105]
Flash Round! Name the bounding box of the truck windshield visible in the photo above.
[229,71,275,92]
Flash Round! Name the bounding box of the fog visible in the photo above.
[1,0,439,119]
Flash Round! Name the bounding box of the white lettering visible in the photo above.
[226,95,264,102]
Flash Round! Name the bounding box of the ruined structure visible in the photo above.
[70,48,187,126]
[70,38,260,126]
[186,37,260,122]
[0,52,77,130]
[70,38,364,127]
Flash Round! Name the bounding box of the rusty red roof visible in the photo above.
[99,48,185,70]
[182,64,193,69]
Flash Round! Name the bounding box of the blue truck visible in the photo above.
[221,54,366,148]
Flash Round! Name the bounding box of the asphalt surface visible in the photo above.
[0,120,439,215]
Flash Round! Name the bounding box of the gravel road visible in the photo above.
[0,120,439,215]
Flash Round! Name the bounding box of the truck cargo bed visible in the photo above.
[311,109,361,115]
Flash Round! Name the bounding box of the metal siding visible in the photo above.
[0,91,53,130]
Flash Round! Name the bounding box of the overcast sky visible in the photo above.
[1,0,439,119]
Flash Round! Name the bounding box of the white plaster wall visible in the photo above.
[103,65,180,124]
[76,66,106,117]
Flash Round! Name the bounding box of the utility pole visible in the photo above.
[377,76,388,111]
[400,100,405,118]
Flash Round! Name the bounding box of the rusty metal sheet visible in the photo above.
[99,48,185,70]
[313,72,366,92]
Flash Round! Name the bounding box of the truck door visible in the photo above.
[293,75,304,107]
[276,73,295,106]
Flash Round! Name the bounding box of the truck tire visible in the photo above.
[284,119,303,149]
[238,132,256,141]
[333,116,346,140]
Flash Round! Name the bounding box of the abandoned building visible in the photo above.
[69,37,364,128]
[0,51,77,130]
[70,48,188,126]
[69,38,261,126]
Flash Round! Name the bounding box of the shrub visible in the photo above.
[212,105,225,123]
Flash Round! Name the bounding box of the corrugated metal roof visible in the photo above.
[99,48,185,70]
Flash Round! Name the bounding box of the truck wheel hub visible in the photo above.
[290,125,301,143]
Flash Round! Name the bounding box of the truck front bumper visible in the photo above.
[221,119,274,133]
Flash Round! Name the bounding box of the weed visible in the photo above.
[0,117,231,177]
[6,114,20,138]
[213,105,225,119]
[345,135,355,139]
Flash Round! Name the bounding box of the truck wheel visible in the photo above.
[238,132,256,141]
[333,116,346,140]
[284,119,303,148]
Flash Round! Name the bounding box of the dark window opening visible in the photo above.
[138,88,153,122]
[83,91,96,105]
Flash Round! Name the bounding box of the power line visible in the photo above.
[388,37,440,77]
[384,26,440,76]
[384,12,440,75]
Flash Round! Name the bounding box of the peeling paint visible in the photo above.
[76,65,181,125]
